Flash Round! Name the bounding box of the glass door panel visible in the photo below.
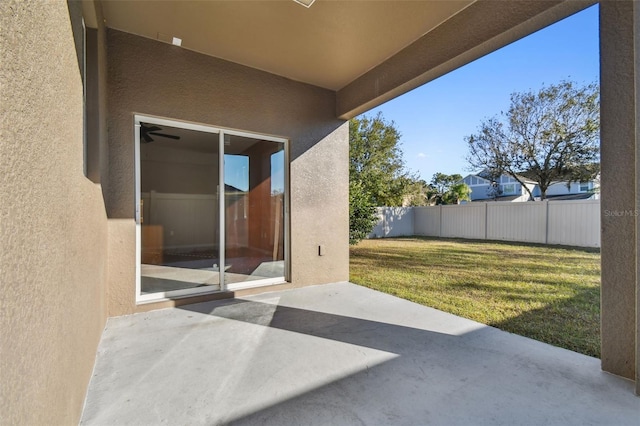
[224,133,285,287]
[139,122,221,296]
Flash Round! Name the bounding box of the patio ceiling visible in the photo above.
[98,0,596,118]
[100,0,474,91]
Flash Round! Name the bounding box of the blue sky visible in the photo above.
[363,4,600,183]
[225,150,285,193]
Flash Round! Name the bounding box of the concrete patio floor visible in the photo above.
[81,282,639,425]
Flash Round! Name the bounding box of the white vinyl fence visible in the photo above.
[370,199,600,248]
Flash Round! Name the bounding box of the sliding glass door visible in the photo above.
[224,134,285,289]
[135,116,287,301]
[138,121,221,298]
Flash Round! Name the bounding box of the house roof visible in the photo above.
[545,192,597,201]
[96,0,594,119]
[462,173,489,183]
[470,195,524,202]
[469,170,538,185]
[513,174,538,184]
[519,163,600,184]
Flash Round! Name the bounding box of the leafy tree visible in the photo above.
[349,180,379,245]
[444,182,472,205]
[403,179,431,206]
[430,173,462,195]
[349,113,412,207]
[466,81,599,200]
[428,173,471,205]
[349,113,414,244]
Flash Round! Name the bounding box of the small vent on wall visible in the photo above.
[293,0,315,8]
[157,32,182,47]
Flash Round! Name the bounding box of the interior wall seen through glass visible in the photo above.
[138,121,286,297]
[139,123,221,295]
[224,134,285,286]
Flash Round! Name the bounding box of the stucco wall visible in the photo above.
[600,0,639,386]
[106,30,348,314]
[0,1,109,424]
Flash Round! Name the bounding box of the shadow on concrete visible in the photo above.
[175,292,632,425]
[179,297,460,355]
[80,284,638,425]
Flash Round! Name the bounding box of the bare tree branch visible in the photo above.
[465,81,599,200]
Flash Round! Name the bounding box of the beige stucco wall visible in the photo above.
[599,0,639,385]
[0,1,109,424]
[636,0,640,396]
[106,29,349,315]
[107,219,137,316]
[85,21,110,196]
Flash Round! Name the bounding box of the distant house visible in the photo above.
[461,172,537,202]
[461,169,600,202]
[539,175,600,200]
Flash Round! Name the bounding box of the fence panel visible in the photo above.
[145,192,217,250]
[547,200,600,247]
[414,206,441,236]
[486,202,547,244]
[370,207,414,238]
[372,200,600,248]
[441,204,486,239]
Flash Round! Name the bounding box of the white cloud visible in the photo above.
[417,152,427,158]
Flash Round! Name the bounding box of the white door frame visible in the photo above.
[134,114,289,304]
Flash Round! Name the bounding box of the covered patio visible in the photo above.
[2,1,639,424]
[81,282,639,425]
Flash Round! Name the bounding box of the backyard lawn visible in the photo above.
[349,237,601,357]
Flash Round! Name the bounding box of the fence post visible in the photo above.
[412,207,416,236]
[383,207,388,237]
[545,200,549,245]
[438,204,443,237]
[484,202,488,240]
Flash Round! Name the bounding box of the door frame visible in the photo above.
[134,114,289,303]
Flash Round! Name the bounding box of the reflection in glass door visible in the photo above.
[138,121,221,298]
[224,134,285,288]
[136,116,287,301]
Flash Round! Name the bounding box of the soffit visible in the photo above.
[101,0,474,91]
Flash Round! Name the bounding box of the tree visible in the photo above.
[465,81,599,200]
[349,180,379,245]
[403,179,431,206]
[428,173,471,205]
[350,113,413,207]
[349,113,414,244]
[444,182,472,205]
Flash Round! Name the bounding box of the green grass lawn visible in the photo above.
[349,237,601,358]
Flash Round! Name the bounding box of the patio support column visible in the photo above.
[599,0,639,393]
